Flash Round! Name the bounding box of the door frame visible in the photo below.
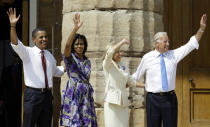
[182,0,193,127]
[21,0,29,124]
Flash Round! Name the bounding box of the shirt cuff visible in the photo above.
[11,39,21,48]
[58,66,65,73]
[104,47,115,60]
[128,76,137,87]
[132,73,137,80]
[107,47,115,56]
[132,80,137,87]
[190,36,199,50]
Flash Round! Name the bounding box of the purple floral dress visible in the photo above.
[60,53,97,127]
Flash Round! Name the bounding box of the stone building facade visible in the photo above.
[60,0,164,127]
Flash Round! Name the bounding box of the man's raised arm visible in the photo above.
[195,14,207,42]
[7,8,20,45]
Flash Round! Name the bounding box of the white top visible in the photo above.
[11,39,64,88]
[132,36,199,93]
[103,48,136,107]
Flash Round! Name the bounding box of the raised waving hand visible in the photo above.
[200,14,207,29]
[73,13,83,30]
[195,14,207,42]
[7,8,20,45]
[64,13,83,57]
[7,8,20,27]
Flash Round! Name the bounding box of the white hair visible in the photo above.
[102,43,116,60]
[153,32,167,43]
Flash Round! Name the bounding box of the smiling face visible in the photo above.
[113,50,121,63]
[74,38,85,56]
[155,34,170,53]
[32,30,48,50]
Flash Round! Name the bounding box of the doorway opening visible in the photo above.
[0,1,23,127]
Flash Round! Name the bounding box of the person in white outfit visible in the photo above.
[103,39,145,127]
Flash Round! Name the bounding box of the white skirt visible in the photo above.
[104,102,129,127]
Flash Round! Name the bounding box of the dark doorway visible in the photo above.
[0,1,23,127]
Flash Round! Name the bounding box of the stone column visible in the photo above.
[61,0,164,126]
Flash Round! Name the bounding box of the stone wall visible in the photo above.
[61,0,164,126]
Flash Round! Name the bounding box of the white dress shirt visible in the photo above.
[103,48,136,107]
[132,36,199,93]
[11,39,64,88]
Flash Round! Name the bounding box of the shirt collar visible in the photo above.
[33,46,45,54]
[154,49,168,57]
[73,52,88,62]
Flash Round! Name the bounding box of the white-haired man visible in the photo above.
[132,14,207,127]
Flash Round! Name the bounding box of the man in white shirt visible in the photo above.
[132,14,207,127]
[7,8,65,127]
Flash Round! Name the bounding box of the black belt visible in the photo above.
[147,90,175,96]
[26,86,52,93]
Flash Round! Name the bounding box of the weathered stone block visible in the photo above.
[63,0,96,13]
[62,10,113,53]
[62,10,163,53]
[90,71,106,107]
[60,61,68,93]
[95,0,114,9]
[63,0,163,13]
[96,108,105,127]
[129,108,145,127]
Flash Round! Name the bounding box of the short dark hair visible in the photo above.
[71,34,88,54]
[32,28,47,38]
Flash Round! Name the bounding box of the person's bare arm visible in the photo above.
[7,8,20,45]
[136,81,145,88]
[195,14,207,42]
[64,13,83,57]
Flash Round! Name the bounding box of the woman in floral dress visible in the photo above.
[60,13,97,127]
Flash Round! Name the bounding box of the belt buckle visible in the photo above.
[160,92,164,96]
[41,88,45,93]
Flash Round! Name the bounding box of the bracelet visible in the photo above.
[10,25,16,28]
[201,24,206,27]
[199,29,204,33]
